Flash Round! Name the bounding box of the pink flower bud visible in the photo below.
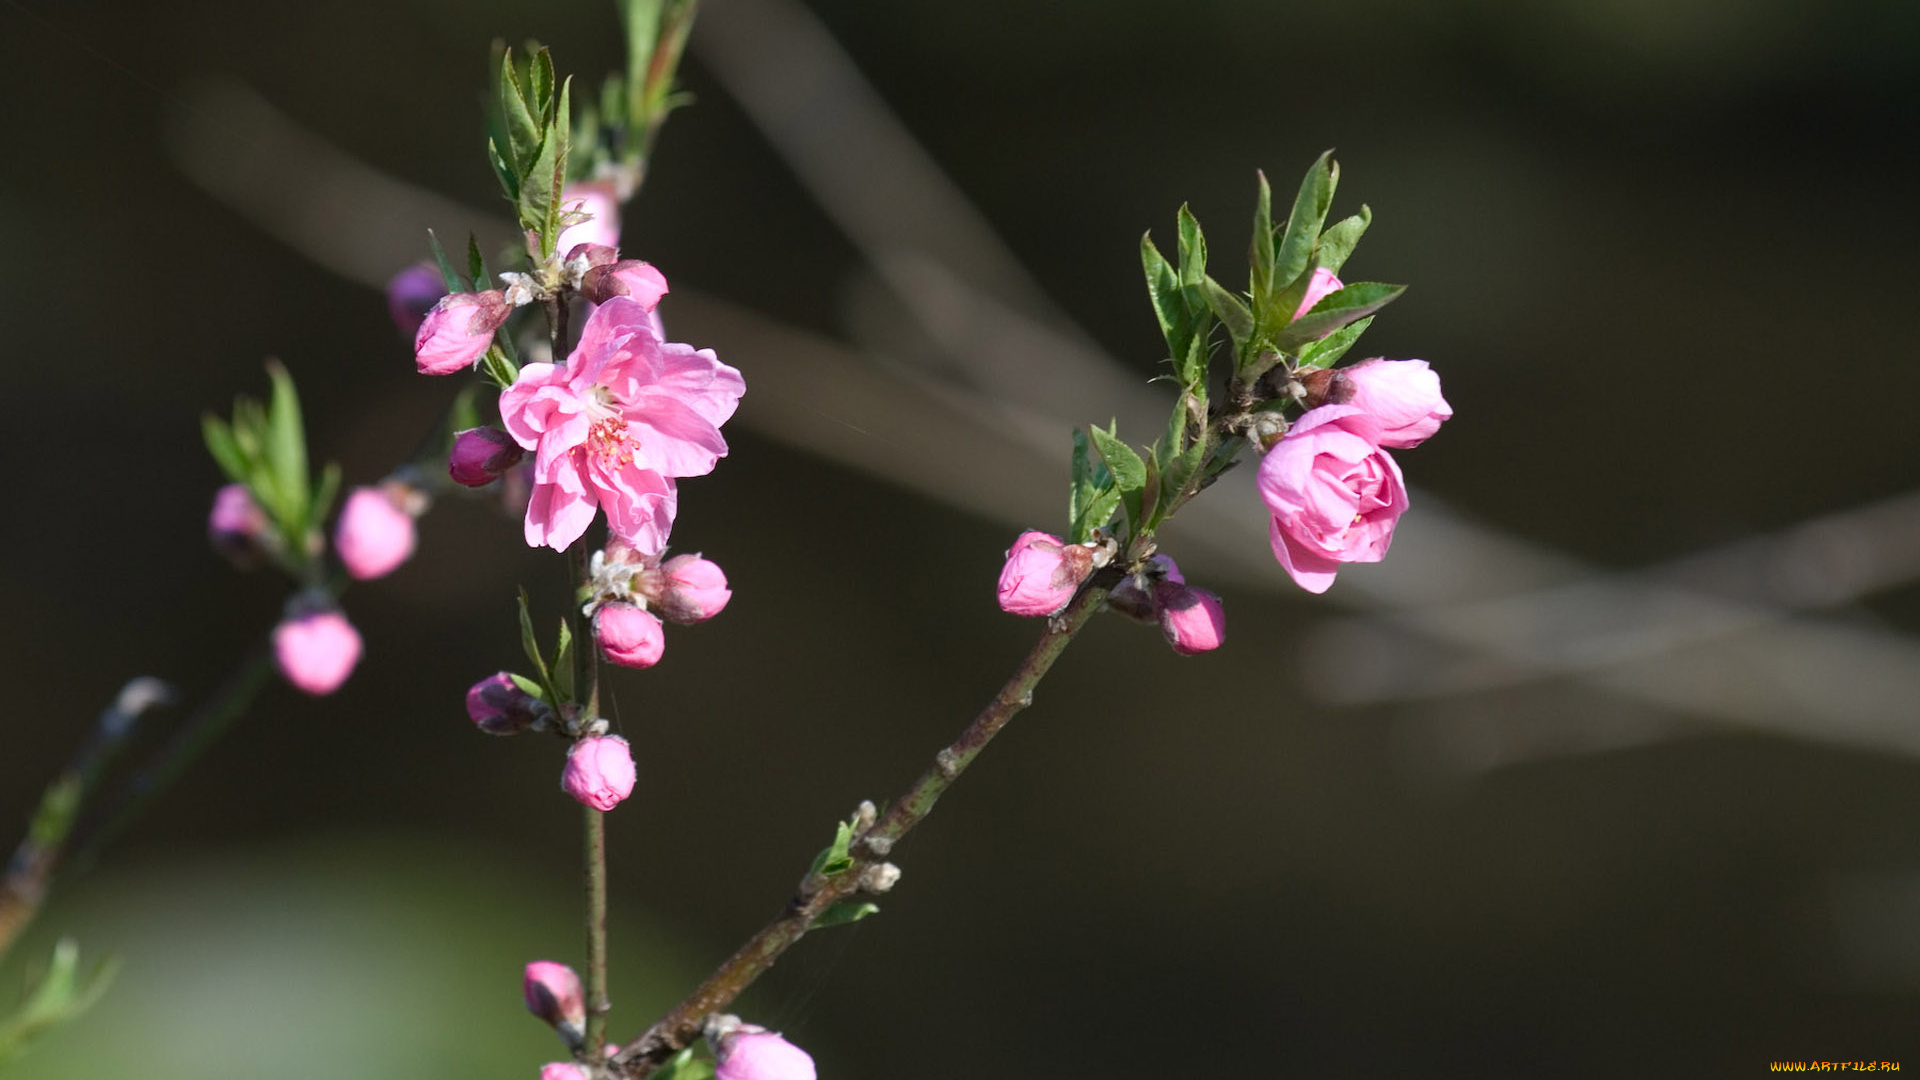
[579,260,669,310]
[1106,553,1182,623]
[386,261,446,336]
[334,487,417,581]
[538,1064,588,1080]
[467,673,546,735]
[1292,266,1343,323]
[449,427,527,487]
[563,735,637,811]
[594,603,665,669]
[208,483,269,565]
[716,1031,817,1080]
[522,960,585,1044]
[996,531,1093,617]
[556,180,621,253]
[415,291,511,375]
[1155,584,1226,655]
[273,610,362,696]
[1336,358,1453,448]
[650,554,730,624]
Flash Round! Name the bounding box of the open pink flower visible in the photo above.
[1256,405,1409,594]
[498,297,745,552]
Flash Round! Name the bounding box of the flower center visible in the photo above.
[581,416,639,469]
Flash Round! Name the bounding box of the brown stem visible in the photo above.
[610,570,1118,1077]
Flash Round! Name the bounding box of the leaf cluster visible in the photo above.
[201,362,339,573]
[486,44,574,258]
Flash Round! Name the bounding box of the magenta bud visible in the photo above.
[273,610,362,696]
[594,603,665,669]
[1106,554,1182,623]
[715,1031,818,1080]
[564,242,620,270]
[522,960,586,1046]
[995,530,1093,617]
[208,483,269,566]
[414,290,511,375]
[466,673,546,736]
[449,427,527,487]
[649,554,731,624]
[1155,584,1226,655]
[579,259,669,310]
[538,1065,588,1080]
[386,261,446,336]
[563,735,637,811]
[334,486,417,581]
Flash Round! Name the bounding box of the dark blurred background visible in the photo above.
[4,0,1919,1075]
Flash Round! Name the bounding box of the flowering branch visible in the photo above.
[610,569,1120,1077]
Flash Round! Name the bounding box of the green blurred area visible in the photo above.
[3,0,1919,1075]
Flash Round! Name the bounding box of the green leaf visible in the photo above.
[517,589,556,703]
[528,48,556,117]
[202,414,246,484]
[1201,277,1254,350]
[426,229,465,293]
[653,1046,716,1080]
[487,137,519,202]
[466,234,489,293]
[0,940,119,1063]
[263,361,310,537]
[1274,151,1337,295]
[1087,423,1148,538]
[499,50,542,169]
[309,463,342,534]
[810,900,881,929]
[1176,204,1207,289]
[1314,205,1371,278]
[1249,170,1276,311]
[553,618,576,701]
[1150,428,1210,529]
[1140,234,1195,364]
[507,673,549,702]
[1068,428,1115,544]
[807,819,856,878]
[1277,282,1404,349]
[1297,315,1374,371]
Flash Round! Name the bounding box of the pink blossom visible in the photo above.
[334,487,416,580]
[415,291,511,375]
[649,554,731,624]
[498,296,744,552]
[1257,405,1409,594]
[386,262,445,336]
[556,180,621,253]
[1156,584,1226,655]
[1292,267,1343,322]
[538,1065,587,1080]
[466,673,545,735]
[563,735,637,811]
[522,961,585,1042]
[595,603,665,669]
[996,531,1092,617]
[449,427,527,487]
[1337,358,1453,448]
[273,610,362,695]
[580,260,670,309]
[715,1031,817,1080]
[208,483,268,564]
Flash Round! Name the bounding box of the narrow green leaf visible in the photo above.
[1068,428,1099,544]
[1150,429,1210,529]
[1314,205,1371,278]
[487,137,520,202]
[528,48,556,117]
[499,50,541,169]
[1297,315,1374,371]
[480,347,519,391]
[811,900,881,929]
[507,673,550,703]
[1087,423,1148,538]
[1277,282,1405,349]
[466,234,489,293]
[426,229,465,293]
[807,819,856,877]
[1138,453,1162,533]
[202,414,247,484]
[553,618,576,701]
[1175,204,1207,289]
[309,463,342,533]
[1273,151,1337,294]
[1249,170,1275,308]
[264,361,310,536]
[1201,277,1254,349]
[517,589,555,701]
[1140,234,1194,363]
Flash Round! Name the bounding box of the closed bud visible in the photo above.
[713,1029,817,1080]
[579,259,670,311]
[564,242,621,271]
[996,530,1093,617]
[273,609,362,695]
[449,427,527,487]
[1337,358,1453,449]
[522,961,586,1048]
[386,261,445,336]
[208,483,269,566]
[563,735,637,811]
[1291,266,1343,324]
[595,603,666,669]
[649,554,731,624]
[415,291,512,375]
[334,486,417,581]
[1155,583,1226,656]
[467,673,546,735]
